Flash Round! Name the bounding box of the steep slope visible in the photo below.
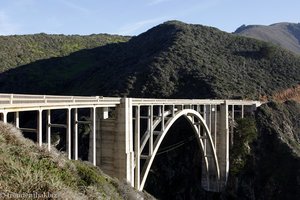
[235,22,300,54]
[226,101,300,200]
[0,33,130,72]
[254,101,300,200]
[272,84,300,102]
[0,21,300,100]
[0,122,154,199]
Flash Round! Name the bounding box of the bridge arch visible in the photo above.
[139,109,220,190]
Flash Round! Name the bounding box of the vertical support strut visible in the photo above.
[74,108,78,160]
[37,110,43,146]
[214,105,217,148]
[241,105,244,118]
[134,106,141,190]
[15,112,20,128]
[158,105,162,117]
[203,105,207,155]
[92,107,96,166]
[161,105,165,131]
[226,103,230,182]
[231,105,235,146]
[217,101,229,190]
[172,104,175,117]
[209,104,212,132]
[3,112,7,123]
[47,110,51,151]
[67,108,72,160]
[149,105,153,155]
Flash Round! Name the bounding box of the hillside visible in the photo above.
[235,22,300,55]
[226,101,300,200]
[0,122,154,200]
[0,33,130,72]
[0,21,300,100]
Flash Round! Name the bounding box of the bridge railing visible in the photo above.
[132,98,261,106]
[0,93,262,108]
[0,93,121,106]
[132,98,223,105]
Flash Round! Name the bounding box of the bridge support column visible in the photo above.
[2,112,7,123]
[14,112,19,128]
[96,107,116,177]
[47,110,51,151]
[37,110,43,146]
[134,105,141,190]
[216,101,229,190]
[88,107,100,166]
[115,98,134,186]
[67,108,71,160]
[74,108,78,160]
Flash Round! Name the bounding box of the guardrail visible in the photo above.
[0,93,121,106]
[131,98,262,106]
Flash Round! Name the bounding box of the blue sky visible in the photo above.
[0,0,299,36]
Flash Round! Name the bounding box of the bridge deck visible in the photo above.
[0,94,121,112]
[0,93,261,112]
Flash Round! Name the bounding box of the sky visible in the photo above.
[0,0,299,36]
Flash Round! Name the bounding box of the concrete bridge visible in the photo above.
[0,93,261,192]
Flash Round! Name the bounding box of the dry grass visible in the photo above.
[272,84,300,102]
[0,122,155,200]
[0,122,78,198]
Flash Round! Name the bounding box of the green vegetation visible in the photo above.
[0,122,154,199]
[0,33,130,72]
[0,21,299,100]
[230,117,257,175]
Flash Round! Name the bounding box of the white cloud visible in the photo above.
[0,11,19,35]
[117,17,169,35]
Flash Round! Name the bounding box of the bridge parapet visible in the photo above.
[0,93,121,108]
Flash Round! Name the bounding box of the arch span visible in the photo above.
[139,109,220,190]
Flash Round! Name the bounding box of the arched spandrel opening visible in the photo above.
[138,109,220,191]
[144,116,204,199]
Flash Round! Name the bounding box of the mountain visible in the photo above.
[234,22,300,55]
[0,21,300,100]
[0,33,130,72]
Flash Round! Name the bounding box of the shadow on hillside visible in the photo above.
[0,41,113,94]
[287,24,300,46]
[0,41,129,96]
[0,23,183,97]
[233,50,262,59]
